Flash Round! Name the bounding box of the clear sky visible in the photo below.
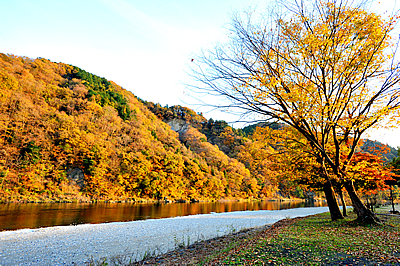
[0,0,399,148]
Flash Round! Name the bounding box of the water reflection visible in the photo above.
[0,200,326,231]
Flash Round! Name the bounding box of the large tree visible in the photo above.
[192,0,400,223]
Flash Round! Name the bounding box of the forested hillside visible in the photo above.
[0,54,259,202]
[1,54,395,203]
[143,103,246,157]
[144,104,399,199]
[360,139,397,162]
[143,103,309,198]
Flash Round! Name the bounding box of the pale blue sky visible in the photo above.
[0,0,399,148]
[0,0,263,104]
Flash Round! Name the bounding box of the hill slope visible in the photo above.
[3,54,393,203]
[143,103,303,198]
[0,54,257,202]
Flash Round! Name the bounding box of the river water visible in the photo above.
[0,200,326,231]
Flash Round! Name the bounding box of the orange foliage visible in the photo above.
[0,53,258,202]
[347,152,398,195]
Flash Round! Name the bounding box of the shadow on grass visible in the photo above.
[87,211,399,265]
[220,212,399,265]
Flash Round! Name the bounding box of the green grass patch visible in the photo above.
[218,212,400,265]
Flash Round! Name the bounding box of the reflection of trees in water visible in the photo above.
[0,201,327,231]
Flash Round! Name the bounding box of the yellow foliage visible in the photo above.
[0,53,260,202]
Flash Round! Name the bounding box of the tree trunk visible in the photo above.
[343,180,380,224]
[366,197,371,211]
[338,189,347,217]
[323,180,344,221]
[390,186,396,213]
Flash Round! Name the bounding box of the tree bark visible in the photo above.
[390,186,396,213]
[343,180,380,224]
[338,189,347,217]
[323,180,344,221]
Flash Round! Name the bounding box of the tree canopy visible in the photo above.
[192,0,400,223]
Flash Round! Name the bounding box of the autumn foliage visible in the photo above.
[0,52,397,204]
[0,54,260,202]
[192,0,400,223]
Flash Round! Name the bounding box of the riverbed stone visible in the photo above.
[67,167,85,188]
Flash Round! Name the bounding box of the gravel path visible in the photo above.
[0,206,329,265]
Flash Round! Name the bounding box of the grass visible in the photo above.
[89,210,400,265]
[216,211,400,265]
[375,204,399,213]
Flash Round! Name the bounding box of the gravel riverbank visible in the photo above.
[0,207,329,265]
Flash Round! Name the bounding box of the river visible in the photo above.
[0,200,326,231]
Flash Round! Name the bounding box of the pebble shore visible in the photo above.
[0,207,329,265]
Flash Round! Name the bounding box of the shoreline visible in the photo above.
[0,200,327,232]
[135,209,400,265]
[0,207,329,265]
[0,197,321,204]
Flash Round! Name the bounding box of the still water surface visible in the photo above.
[0,200,326,231]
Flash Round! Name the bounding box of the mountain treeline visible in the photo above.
[143,103,308,198]
[0,54,262,202]
[0,54,397,202]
